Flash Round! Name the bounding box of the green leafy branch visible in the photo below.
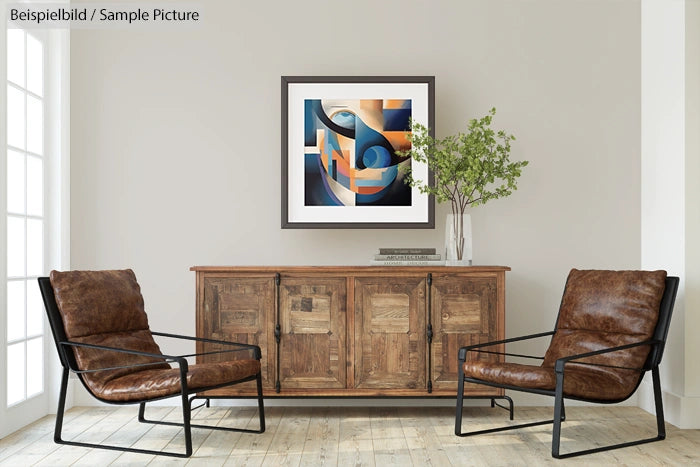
[397,108,528,219]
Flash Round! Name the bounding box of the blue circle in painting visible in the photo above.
[330,111,356,130]
[362,146,392,169]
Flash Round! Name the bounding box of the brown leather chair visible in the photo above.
[455,269,679,458]
[38,269,265,458]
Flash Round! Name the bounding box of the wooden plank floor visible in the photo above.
[1,405,699,466]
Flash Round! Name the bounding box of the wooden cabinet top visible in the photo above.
[191,265,510,274]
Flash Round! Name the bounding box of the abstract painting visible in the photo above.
[282,76,434,229]
[304,98,412,207]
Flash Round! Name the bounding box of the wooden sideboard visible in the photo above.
[191,266,509,397]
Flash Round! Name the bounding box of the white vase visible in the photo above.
[445,213,472,266]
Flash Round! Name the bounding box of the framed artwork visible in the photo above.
[281,76,435,229]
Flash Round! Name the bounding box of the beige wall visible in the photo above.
[70,0,642,403]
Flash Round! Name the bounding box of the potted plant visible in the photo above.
[397,108,528,264]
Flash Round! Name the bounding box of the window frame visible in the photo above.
[1,18,70,438]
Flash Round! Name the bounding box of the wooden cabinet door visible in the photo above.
[197,275,275,390]
[430,274,500,393]
[354,276,427,390]
[278,277,347,389]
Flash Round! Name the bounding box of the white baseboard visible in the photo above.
[637,379,700,429]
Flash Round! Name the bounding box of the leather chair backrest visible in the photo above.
[543,269,667,377]
[49,269,170,398]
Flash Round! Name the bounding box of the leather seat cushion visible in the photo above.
[70,330,172,393]
[87,359,262,402]
[464,360,641,400]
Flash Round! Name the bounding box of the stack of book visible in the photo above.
[370,248,445,266]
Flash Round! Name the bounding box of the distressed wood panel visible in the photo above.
[279,277,347,389]
[439,295,482,332]
[431,274,501,393]
[369,294,410,333]
[354,276,426,390]
[197,275,275,392]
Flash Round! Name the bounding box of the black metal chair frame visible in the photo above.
[39,277,265,458]
[455,276,679,459]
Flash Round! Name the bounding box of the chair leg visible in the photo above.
[137,402,146,422]
[455,367,466,435]
[181,386,193,457]
[53,368,70,444]
[455,374,551,437]
[551,365,666,459]
[256,372,266,433]
[653,366,666,440]
[56,373,264,458]
[551,371,565,457]
[491,395,514,420]
[53,371,191,457]
[455,377,565,437]
[561,399,566,422]
[140,374,266,435]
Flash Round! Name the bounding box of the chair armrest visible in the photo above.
[554,339,661,373]
[59,340,186,374]
[151,331,262,360]
[458,331,555,361]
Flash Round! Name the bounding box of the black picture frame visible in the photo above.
[281,76,435,229]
